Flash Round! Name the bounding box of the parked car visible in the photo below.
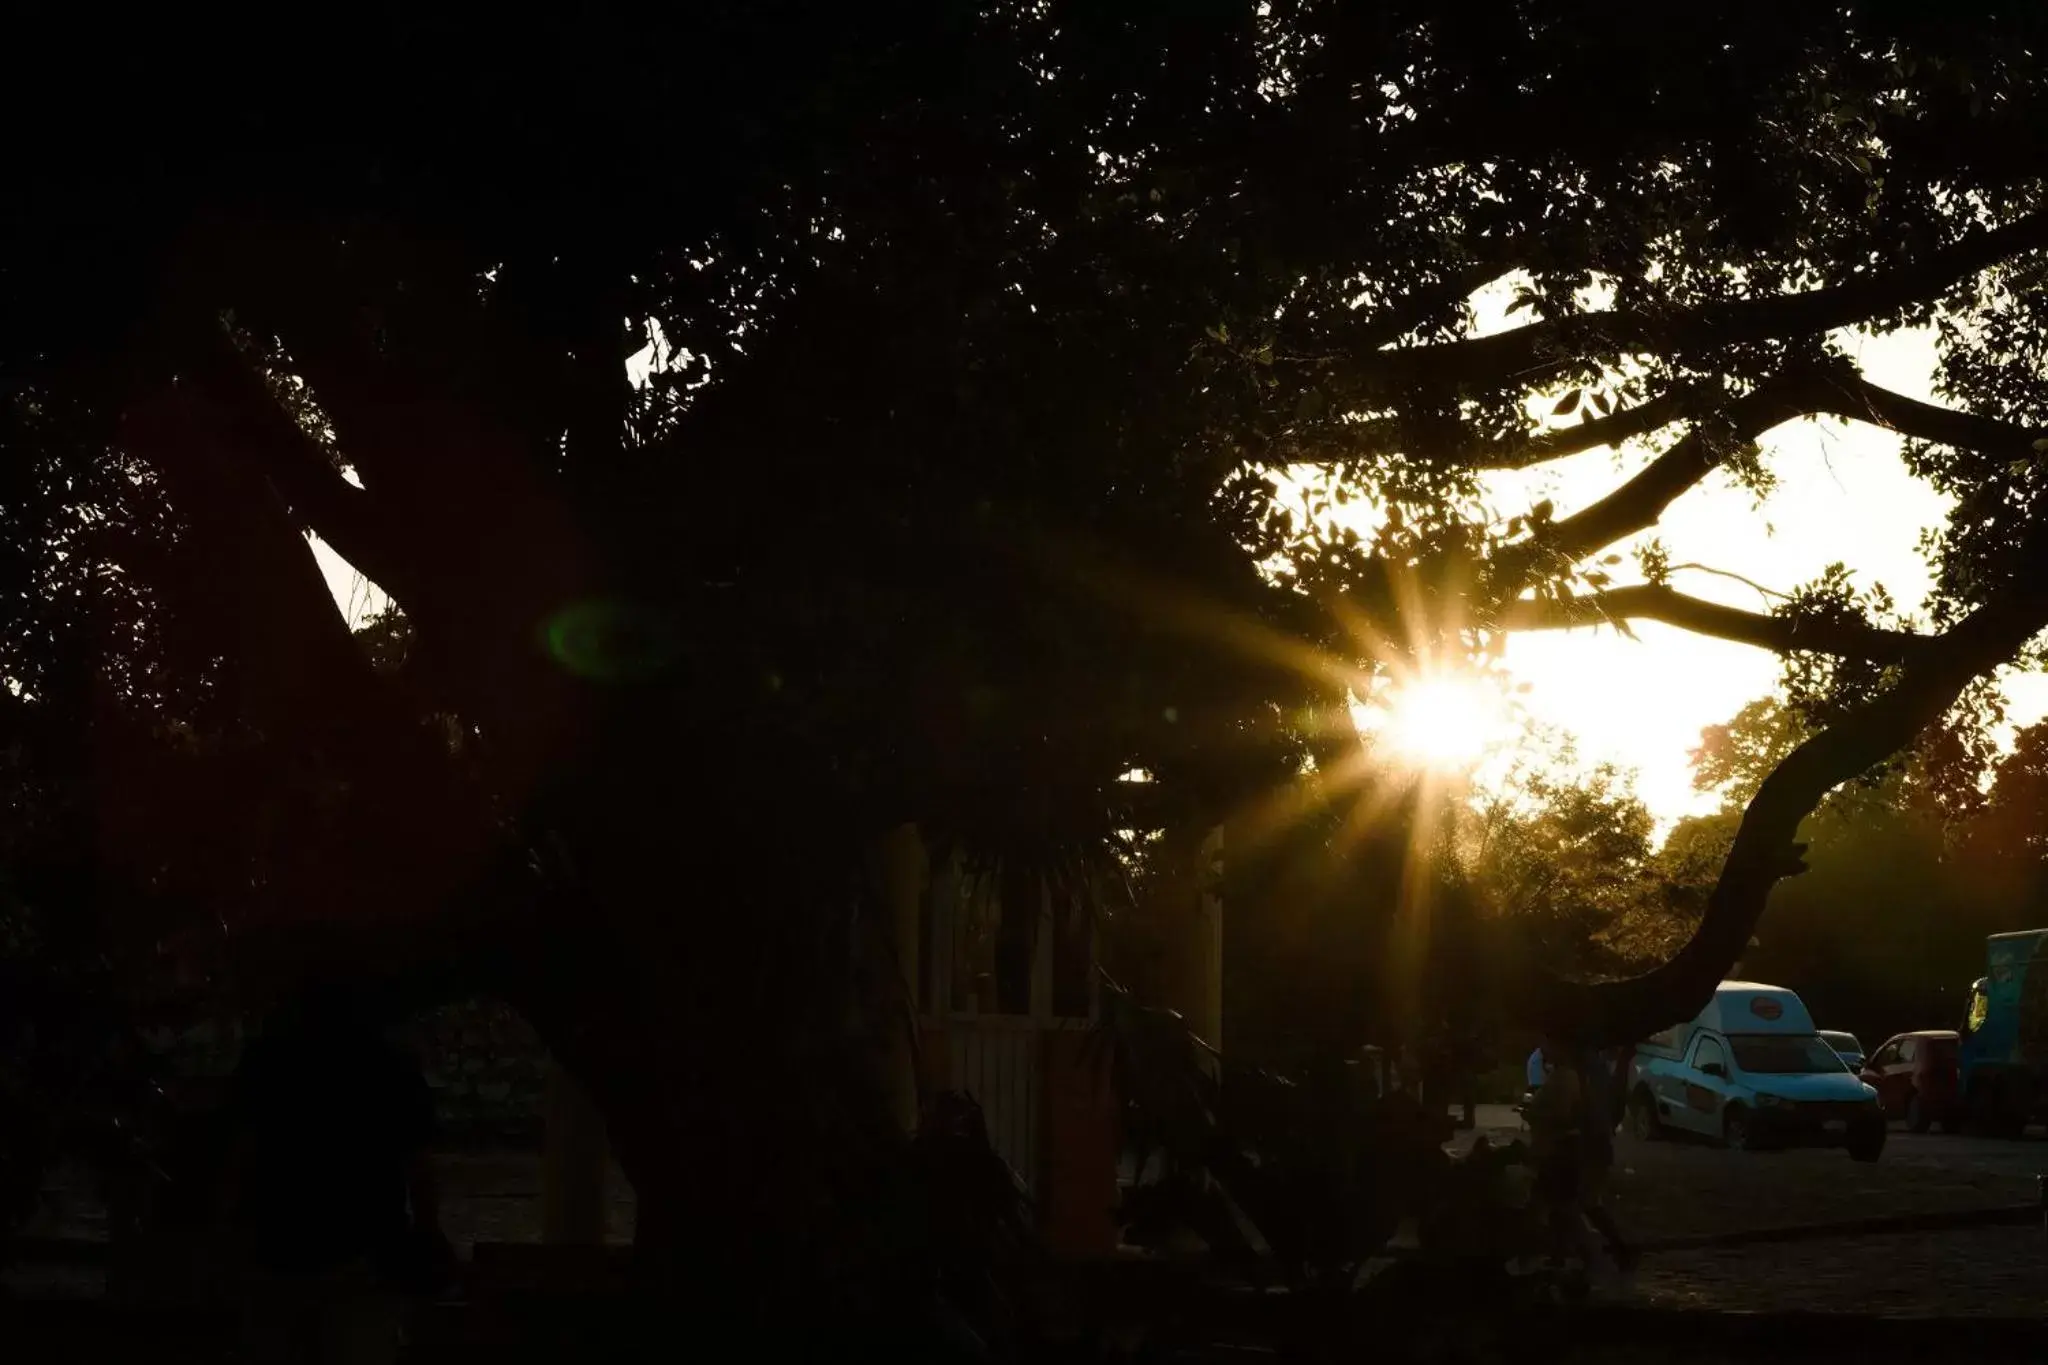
[1860,1030,1961,1133]
[1625,981,1885,1160]
[1818,1030,1866,1073]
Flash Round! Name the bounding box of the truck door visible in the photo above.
[1678,1033,1733,1135]
[1644,1050,1689,1134]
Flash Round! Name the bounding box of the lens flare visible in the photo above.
[542,599,680,682]
[1365,671,1510,773]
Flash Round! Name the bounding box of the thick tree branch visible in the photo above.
[1347,208,2048,392]
[190,325,421,605]
[1498,583,1937,663]
[120,379,389,749]
[1313,383,1703,470]
[1516,554,2048,1043]
[1513,371,1823,572]
[1494,388,1704,468]
[1814,370,2048,458]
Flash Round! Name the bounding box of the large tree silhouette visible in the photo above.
[5,0,2048,1308]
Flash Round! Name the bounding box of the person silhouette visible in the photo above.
[224,974,448,1364]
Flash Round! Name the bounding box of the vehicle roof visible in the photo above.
[1697,982,1815,1036]
[1817,1030,1861,1042]
[1885,1029,1959,1041]
[1987,930,2048,941]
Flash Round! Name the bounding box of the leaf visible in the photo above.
[1600,554,1622,565]
[1585,570,1611,588]
[1594,391,1613,416]
[1552,389,1582,417]
[2030,437,2048,452]
[1530,499,1554,524]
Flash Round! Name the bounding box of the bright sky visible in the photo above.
[310,300,2048,833]
[1458,317,2048,827]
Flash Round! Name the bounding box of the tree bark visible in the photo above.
[1499,583,1935,662]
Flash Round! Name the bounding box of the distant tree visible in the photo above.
[1965,721,2048,922]
[1461,743,1670,979]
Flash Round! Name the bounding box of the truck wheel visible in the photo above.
[1627,1088,1662,1142]
[1721,1104,1756,1152]
[1906,1092,1932,1134]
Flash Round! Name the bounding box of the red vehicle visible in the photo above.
[1859,1031,1962,1133]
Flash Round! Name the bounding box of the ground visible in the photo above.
[12,1106,2048,1321]
[1457,1103,2048,1316]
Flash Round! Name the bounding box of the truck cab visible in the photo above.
[1625,982,1885,1161]
[1956,929,2048,1137]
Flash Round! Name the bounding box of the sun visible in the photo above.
[1368,672,1510,772]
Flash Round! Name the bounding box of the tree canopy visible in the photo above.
[5,0,2048,1304]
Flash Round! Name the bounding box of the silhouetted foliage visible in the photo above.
[4,1,2048,1339]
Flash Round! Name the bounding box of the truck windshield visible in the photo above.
[1729,1034,1846,1075]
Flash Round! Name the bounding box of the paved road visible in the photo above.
[1455,1103,2048,1315]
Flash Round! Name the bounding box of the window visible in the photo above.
[1729,1034,1847,1075]
[1691,1035,1728,1075]
[1869,1042,1899,1069]
[1898,1038,1919,1064]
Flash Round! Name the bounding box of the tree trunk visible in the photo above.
[541,1061,610,1245]
[871,823,926,1134]
[1514,574,2048,1043]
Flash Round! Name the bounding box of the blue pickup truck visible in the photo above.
[1624,981,1885,1160]
[1957,929,2048,1137]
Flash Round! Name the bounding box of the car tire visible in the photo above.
[1906,1091,1932,1134]
[1848,1125,1886,1162]
[1627,1088,1662,1142]
[1722,1104,1755,1152]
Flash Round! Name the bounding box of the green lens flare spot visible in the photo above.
[542,600,679,682]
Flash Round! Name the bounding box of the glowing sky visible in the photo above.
[1471,321,2048,826]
